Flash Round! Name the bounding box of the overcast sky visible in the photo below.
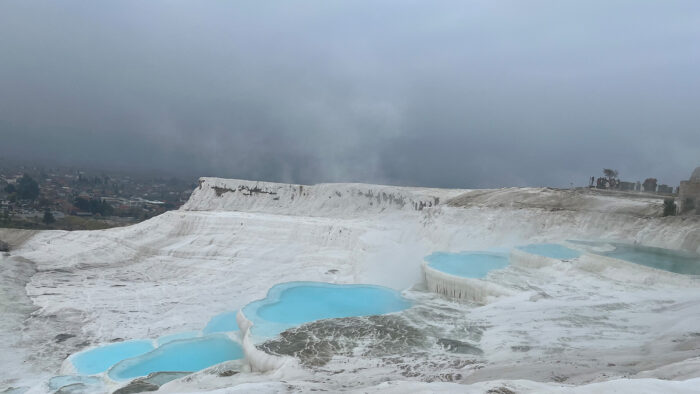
[1,1,699,188]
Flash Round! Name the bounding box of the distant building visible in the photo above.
[101,197,129,206]
[679,167,700,214]
[657,184,674,194]
[619,181,636,191]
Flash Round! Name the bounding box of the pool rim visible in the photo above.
[106,333,244,381]
[424,250,510,279]
[66,338,156,376]
[564,239,700,278]
[421,251,513,303]
[242,280,412,324]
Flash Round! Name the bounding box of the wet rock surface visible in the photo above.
[258,312,483,385]
[54,334,76,343]
[437,338,483,355]
[140,371,190,386]
[1,387,29,394]
[111,371,190,394]
[260,315,428,367]
[54,382,107,394]
[217,370,239,377]
[112,381,159,394]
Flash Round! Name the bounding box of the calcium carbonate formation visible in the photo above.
[236,310,292,373]
[423,244,581,302]
[423,261,511,303]
[6,177,700,393]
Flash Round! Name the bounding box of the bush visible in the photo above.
[74,197,114,216]
[17,174,40,200]
[663,198,677,216]
[43,209,56,225]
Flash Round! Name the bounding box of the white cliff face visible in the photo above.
[2,178,700,392]
[182,177,465,216]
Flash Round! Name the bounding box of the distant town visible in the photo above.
[0,159,197,230]
[2,159,698,231]
[585,167,700,216]
[588,168,676,194]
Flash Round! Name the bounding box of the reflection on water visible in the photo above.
[569,240,700,275]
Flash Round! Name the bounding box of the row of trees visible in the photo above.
[73,197,114,216]
[3,174,40,200]
[602,169,661,193]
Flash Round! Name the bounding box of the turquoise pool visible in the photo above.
[203,311,240,334]
[516,243,581,260]
[425,252,509,278]
[108,334,244,380]
[242,282,411,338]
[68,308,246,380]
[156,331,200,346]
[71,340,154,375]
[569,240,700,275]
[68,282,409,379]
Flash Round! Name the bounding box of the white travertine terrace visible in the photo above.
[422,261,512,303]
[2,177,700,393]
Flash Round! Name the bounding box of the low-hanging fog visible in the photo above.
[1,0,699,188]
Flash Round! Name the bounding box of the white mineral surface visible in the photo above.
[2,178,699,393]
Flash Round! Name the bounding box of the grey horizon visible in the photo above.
[1,0,699,188]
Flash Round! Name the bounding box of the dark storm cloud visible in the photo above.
[1,0,699,187]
